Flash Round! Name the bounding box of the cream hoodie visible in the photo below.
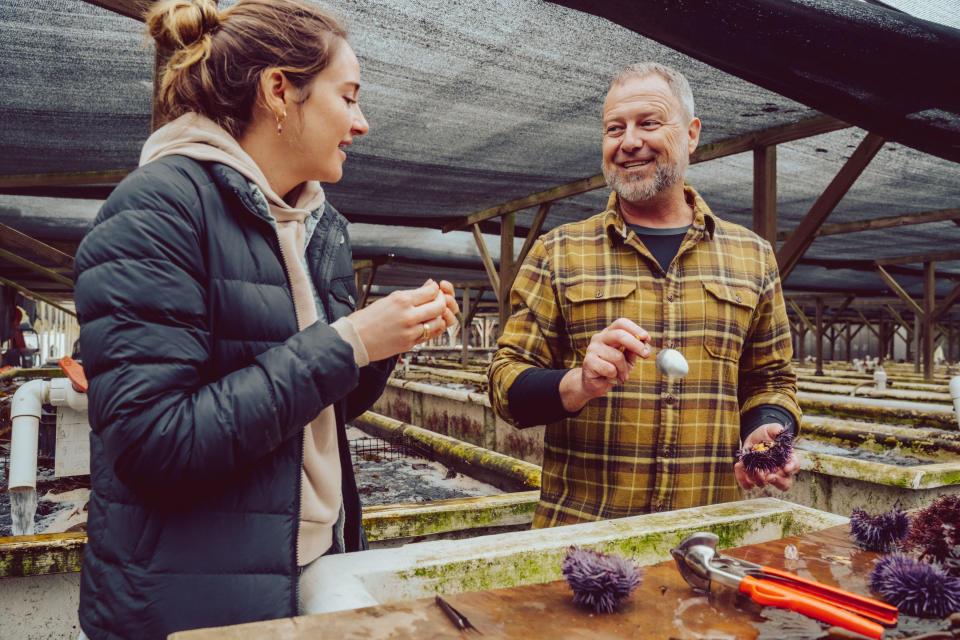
[141,112,370,564]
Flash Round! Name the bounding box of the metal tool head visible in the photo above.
[656,348,689,379]
[670,532,720,592]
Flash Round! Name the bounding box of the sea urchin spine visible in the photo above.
[870,553,960,618]
[738,429,794,474]
[850,506,910,552]
[562,546,643,614]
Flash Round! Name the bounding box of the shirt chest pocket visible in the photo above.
[563,280,637,353]
[701,281,757,362]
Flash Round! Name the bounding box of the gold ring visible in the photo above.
[420,322,431,342]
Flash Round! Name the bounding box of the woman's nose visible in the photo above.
[352,105,369,136]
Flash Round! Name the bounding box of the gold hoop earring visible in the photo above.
[276,110,286,136]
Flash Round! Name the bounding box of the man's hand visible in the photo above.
[734,423,799,491]
[559,318,650,412]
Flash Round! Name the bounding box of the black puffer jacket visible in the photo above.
[74,155,394,640]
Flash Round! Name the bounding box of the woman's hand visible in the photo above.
[349,279,459,362]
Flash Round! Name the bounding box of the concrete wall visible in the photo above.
[372,379,544,465]
[1,572,80,640]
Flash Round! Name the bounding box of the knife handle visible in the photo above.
[740,576,884,640]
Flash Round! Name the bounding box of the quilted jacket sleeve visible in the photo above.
[74,160,360,503]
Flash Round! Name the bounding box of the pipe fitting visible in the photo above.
[873,368,887,392]
[950,376,960,428]
[9,379,50,491]
[48,377,88,412]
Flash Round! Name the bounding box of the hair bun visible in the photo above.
[147,0,220,51]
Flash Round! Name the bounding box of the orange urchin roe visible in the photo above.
[750,442,773,453]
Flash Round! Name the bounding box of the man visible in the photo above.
[489,62,800,528]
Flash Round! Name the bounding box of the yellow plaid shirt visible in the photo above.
[489,186,800,528]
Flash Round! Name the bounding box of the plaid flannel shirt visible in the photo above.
[489,186,800,528]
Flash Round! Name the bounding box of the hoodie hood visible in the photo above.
[140,112,326,219]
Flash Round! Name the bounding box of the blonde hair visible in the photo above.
[609,62,695,122]
[147,0,347,136]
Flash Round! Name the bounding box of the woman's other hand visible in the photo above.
[349,279,459,362]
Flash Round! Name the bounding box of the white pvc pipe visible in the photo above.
[950,376,960,428]
[8,379,49,491]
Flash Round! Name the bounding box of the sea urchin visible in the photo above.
[905,494,960,573]
[562,546,643,614]
[738,429,794,474]
[870,553,960,618]
[850,506,910,552]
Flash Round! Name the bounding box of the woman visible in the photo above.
[73,1,458,638]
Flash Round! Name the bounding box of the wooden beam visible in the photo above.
[787,299,816,334]
[471,224,500,303]
[443,175,606,234]
[876,250,960,266]
[0,276,76,317]
[451,280,492,289]
[358,263,379,309]
[824,295,854,332]
[855,310,880,339]
[933,281,960,322]
[0,169,131,189]
[513,202,551,282]
[875,264,924,316]
[693,114,849,163]
[752,145,777,246]
[775,132,885,281]
[0,223,75,270]
[81,0,157,21]
[815,297,824,375]
[776,207,960,242]
[499,213,515,334]
[884,304,908,330]
[849,322,864,341]
[0,248,73,287]
[442,115,849,233]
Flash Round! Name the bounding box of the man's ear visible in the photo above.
[687,117,701,155]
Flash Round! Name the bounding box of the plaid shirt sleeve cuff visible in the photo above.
[506,367,579,427]
[740,404,796,442]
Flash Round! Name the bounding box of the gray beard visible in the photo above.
[604,159,684,204]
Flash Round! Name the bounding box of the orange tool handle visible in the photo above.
[740,575,884,640]
[58,356,88,393]
[760,566,898,626]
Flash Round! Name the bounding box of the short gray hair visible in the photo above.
[609,62,695,122]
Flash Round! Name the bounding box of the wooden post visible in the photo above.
[845,321,852,362]
[797,324,807,365]
[924,261,935,380]
[905,317,912,361]
[498,213,515,339]
[753,145,777,246]
[914,313,921,373]
[815,297,824,375]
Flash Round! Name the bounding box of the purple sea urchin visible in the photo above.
[738,429,793,474]
[905,494,960,574]
[870,553,960,618]
[850,507,910,552]
[562,546,643,614]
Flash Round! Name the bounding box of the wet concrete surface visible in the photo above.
[796,438,936,467]
[0,428,503,537]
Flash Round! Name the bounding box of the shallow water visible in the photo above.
[9,486,37,536]
[796,439,935,467]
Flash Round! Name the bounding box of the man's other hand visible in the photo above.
[734,423,799,491]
